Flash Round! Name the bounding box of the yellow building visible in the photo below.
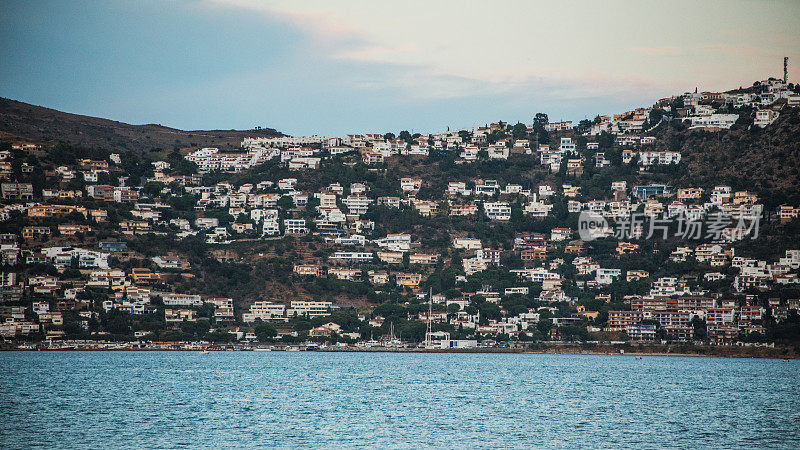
[562,184,581,198]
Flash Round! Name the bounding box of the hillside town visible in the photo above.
[1,78,800,351]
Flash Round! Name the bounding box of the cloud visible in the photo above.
[9,0,797,135]
[202,0,366,53]
[702,44,778,58]
[207,1,692,100]
[206,0,797,105]
[632,46,683,57]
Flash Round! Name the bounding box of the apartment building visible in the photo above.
[288,301,332,318]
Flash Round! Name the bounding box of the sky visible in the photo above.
[1,0,799,136]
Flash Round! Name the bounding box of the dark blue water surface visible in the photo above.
[1,352,798,448]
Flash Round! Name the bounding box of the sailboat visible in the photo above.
[423,287,437,349]
[387,321,402,348]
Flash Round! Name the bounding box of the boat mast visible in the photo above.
[425,287,433,347]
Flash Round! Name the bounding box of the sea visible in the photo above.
[1,352,798,449]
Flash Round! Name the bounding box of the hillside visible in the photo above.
[649,108,800,205]
[1,94,799,349]
[0,97,282,153]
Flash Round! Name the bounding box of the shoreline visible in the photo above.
[3,344,797,359]
[320,346,798,359]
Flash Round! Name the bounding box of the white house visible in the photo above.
[595,268,622,285]
[483,202,511,221]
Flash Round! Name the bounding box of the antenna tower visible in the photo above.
[784,57,788,83]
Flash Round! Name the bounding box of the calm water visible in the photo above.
[1,352,798,449]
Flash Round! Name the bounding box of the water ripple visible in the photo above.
[0,352,798,449]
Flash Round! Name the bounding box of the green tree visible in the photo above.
[511,123,528,139]
[691,315,707,340]
[255,322,278,341]
[537,318,553,337]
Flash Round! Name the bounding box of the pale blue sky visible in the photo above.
[2,0,798,136]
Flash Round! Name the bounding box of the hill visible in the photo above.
[0,97,282,153]
[649,108,800,205]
